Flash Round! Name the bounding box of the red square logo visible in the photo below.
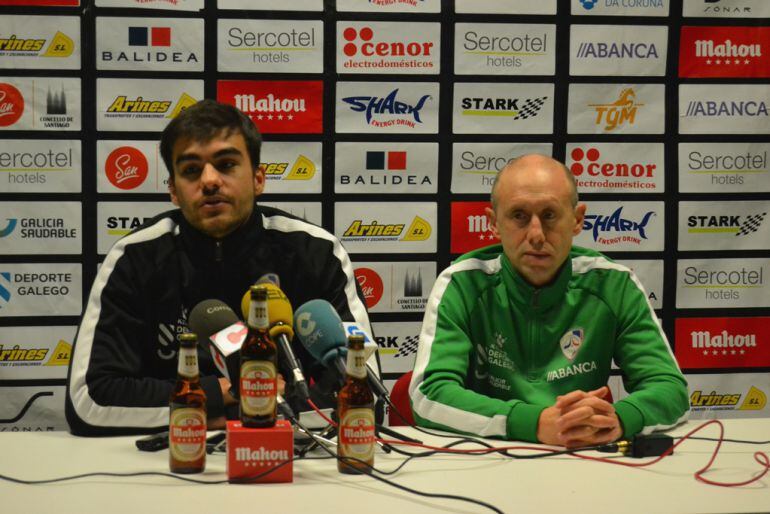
[226,420,294,483]
[388,151,407,170]
[450,202,497,254]
[152,27,171,47]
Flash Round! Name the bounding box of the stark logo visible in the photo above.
[560,328,584,361]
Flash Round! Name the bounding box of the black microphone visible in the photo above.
[188,299,245,394]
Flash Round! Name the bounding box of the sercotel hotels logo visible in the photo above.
[342,88,431,128]
[682,263,763,302]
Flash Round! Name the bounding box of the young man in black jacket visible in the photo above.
[66,100,372,436]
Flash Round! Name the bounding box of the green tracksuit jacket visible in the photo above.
[410,245,689,443]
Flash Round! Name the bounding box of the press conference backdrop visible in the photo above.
[0,0,768,432]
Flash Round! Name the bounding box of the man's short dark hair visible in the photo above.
[159,99,262,176]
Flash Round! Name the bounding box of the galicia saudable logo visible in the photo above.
[0,219,18,237]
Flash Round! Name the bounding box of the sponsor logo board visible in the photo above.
[576,201,665,251]
[679,84,770,134]
[453,83,554,134]
[335,142,437,194]
[259,142,322,194]
[450,202,496,255]
[566,143,664,193]
[451,142,553,194]
[353,261,435,313]
[0,386,67,431]
[0,263,82,316]
[682,0,770,18]
[336,0,441,12]
[97,78,202,132]
[0,326,75,380]
[676,258,770,309]
[455,0,556,14]
[570,25,668,76]
[680,26,770,78]
[568,83,665,134]
[335,202,436,253]
[370,321,422,373]
[97,17,204,72]
[337,22,440,74]
[1,0,79,4]
[454,23,556,76]
[218,19,323,73]
[0,202,81,254]
[685,374,768,419]
[217,0,321,9]
[97,201,173,254]
[336,82,439,134]
[0,139,81,193]
[675,317,770,369]
[97,140,169,193]
[571,0,670,16]
[259,202,322,226]
[614,259,663,309]
[218,80,323,134]
[678,142,770,193]
[96,0,202,8]
[0,16,79,70]
[0,78,81,131]
[678,201,770,251]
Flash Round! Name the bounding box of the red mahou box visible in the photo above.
[226,420,294,483]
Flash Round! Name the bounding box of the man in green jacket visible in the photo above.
[410,154,688,448]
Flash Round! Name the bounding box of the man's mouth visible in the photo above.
[200,196,229,211]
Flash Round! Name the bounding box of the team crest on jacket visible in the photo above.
[560,328,584,361]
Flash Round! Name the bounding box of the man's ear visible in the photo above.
[168,176,180,206]
[254,164,266,196]
[485,206,500,239]
[573,203,587,235]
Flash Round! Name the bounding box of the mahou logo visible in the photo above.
[355,267,384,309]
[680,26,770,78]
[589,88,643,132]
[675,317,769,369]
[450,202,496,254]
[0,83,24,128]
[218,80,323,134]
[338,22,438,73]
[105,146,149,190]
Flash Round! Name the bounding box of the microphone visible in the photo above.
[188,299,246,390]
[241,283,310,401]
[293,299,389,401]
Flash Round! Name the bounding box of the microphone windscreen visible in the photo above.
[188,299,239,340]
[293,299,347,367]
[241,284,294,336]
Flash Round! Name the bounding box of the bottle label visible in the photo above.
[345,349,367,379]
[169,408,206,462]
[339,408,375,461]
[177,348,199,379]
[240,360,277,416]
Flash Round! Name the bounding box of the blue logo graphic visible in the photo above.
[580,0,599,9]
[0,219,17,238]
[0,271,11,305]
[342,89,430,125]
[583,207,655,241]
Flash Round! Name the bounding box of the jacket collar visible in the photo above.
[177,203,263,264]
[499,252,572,310]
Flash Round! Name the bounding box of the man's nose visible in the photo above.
[200,163,222,190]
[527,215,545,246]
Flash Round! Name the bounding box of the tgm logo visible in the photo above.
[680,27,770,78]
[570,25,667,76]
[568,145,661,192]
[589,87,644,131]
[0,83,24,127]
[582,207,655,245]
[337,22,439,74]
[342,89,431,128]
[105,146,149,190]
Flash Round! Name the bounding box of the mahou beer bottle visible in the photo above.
[240,285,278,428]
[169,332,207,474]
[337,335,375,474]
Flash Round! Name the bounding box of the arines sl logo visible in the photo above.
[106,93,197,119]
[343,216,431,242]
[261,155,316,180]
[588,88,643,131]
[0,31,74,58]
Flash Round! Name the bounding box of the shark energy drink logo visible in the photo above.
[577,202,664,251]
[336,82,439,134]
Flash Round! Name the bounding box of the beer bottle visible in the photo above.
[169,332,207,474]
[240,285,278,428]
[337,335,375,474]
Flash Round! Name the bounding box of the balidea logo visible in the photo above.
[342,89,431,128]
[100,26,199,65]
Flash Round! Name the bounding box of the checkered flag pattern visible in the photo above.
[736,213,766,236]
[513,97,547,120]
[395,335,420,358]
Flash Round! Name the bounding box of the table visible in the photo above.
[2,418,769,514]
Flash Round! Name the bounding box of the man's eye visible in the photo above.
[179,166,201,177]
[217,161,237,171]
[542,211,557,221]
[511,212,528,221]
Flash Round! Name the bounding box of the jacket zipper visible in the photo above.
[215,240,224,298]
[527,289,541,381]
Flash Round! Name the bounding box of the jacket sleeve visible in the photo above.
[65,237,224,436]
[612,272,689,438]
[409,271,544,442]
